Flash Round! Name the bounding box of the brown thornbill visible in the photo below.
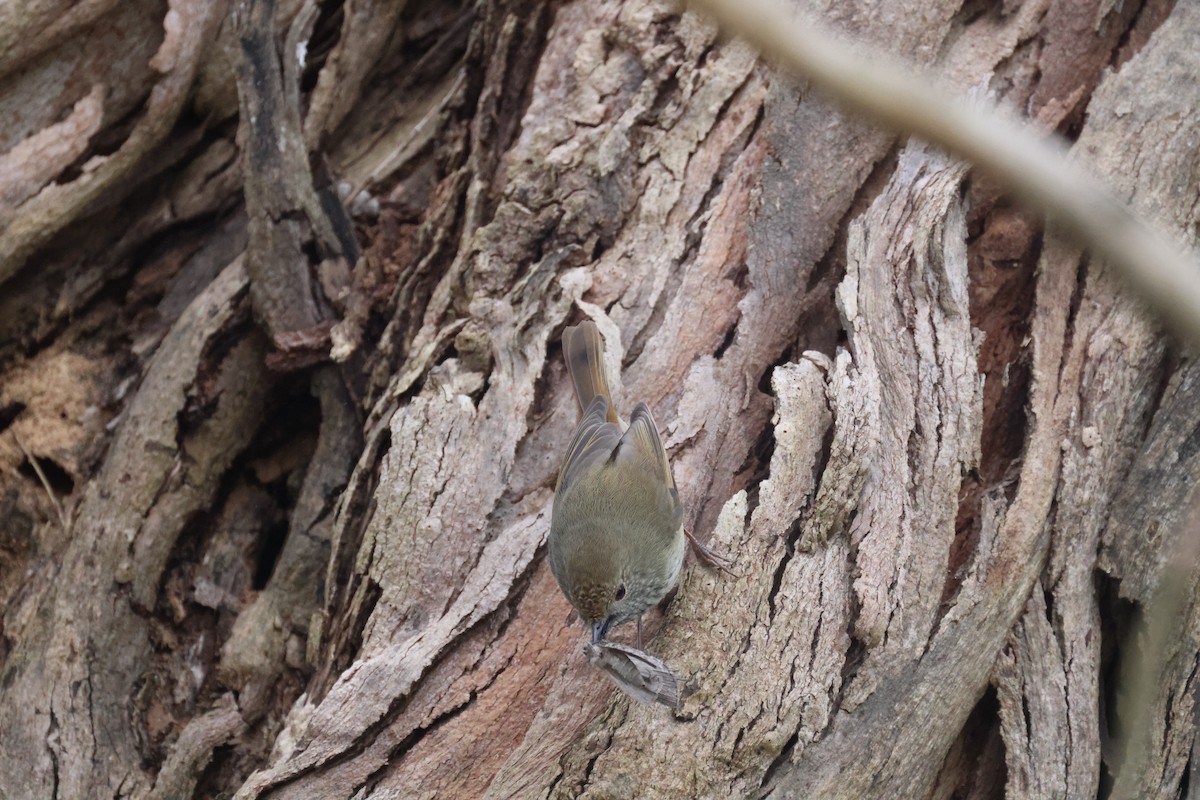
[548,321,687,646]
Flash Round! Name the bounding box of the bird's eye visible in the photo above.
[615,584,626,601]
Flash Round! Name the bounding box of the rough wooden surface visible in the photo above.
[0,261,266,797]
[998,3,1200,798]
[0,0,1196,797]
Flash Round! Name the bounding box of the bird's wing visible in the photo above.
[557,394,622,492]
[615,402,683,524]
[616,403,674,487]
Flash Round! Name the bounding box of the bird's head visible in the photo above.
[550,526,636,642]
[571,574,631,643]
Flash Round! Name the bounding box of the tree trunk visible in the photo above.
[1,0,1197,798]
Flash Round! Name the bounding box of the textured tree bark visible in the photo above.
[0,0,1197,798]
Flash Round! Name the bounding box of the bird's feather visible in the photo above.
[615,402,675,489]
[557,394,622,492]
[613,402,683,526]
[563,322,620,424]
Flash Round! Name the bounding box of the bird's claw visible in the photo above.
[684,528,739,576]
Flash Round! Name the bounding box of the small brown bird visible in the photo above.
[549,321,687,645]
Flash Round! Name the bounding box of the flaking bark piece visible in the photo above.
[584,641,681,709]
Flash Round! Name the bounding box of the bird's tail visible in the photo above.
[562,321,620,424]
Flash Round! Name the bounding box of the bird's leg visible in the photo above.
[636,616,643,650]
[685,528,738,576]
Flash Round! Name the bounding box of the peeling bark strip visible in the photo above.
[234,0,358,343]
[838,148,980,673]
[0,0,1198,797]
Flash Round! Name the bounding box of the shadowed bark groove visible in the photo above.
[0,0,1196,798]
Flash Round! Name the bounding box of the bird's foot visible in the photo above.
[684,528,738,576]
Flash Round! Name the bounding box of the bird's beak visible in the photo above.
[591,618,611,643]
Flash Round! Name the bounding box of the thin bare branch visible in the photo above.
[8,429,68,531]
